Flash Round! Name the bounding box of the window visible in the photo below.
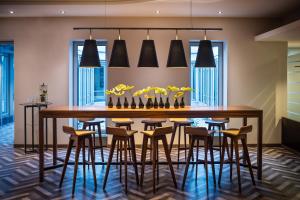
[73,41,107,106]
[72,41,107,129]
[0,42,14,126]
[190,41,224,106]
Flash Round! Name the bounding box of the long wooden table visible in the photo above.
[38,105,263,182]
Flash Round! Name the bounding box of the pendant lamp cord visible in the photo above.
[89,28,92,40]
[176,29,178,40]
[204,30,207,40]
[118,29,121,40]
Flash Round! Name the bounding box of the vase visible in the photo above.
[153,97,159,108]
[146,98,152,109]
[123,97,129,108]
[159,97,164,108]
[174,98,179,109]
[180,97,185,108]
[139,97,144,109]
[108,96,113,108]
[165,97,170,109]
[131,97,136,109]
[116,97,122,109]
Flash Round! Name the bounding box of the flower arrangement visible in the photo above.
[105,84,192,109]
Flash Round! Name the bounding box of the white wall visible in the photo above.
[0,17,287,145]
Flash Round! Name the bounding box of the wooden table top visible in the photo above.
[40,105,262,118]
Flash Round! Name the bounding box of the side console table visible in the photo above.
[20,102,52,153]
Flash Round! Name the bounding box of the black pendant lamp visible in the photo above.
[80,29,101,68]
[109,29,130,68]
[138,29,159,67]
[195,30,216,68]
[167,30,187,68]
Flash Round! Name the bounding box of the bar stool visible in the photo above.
[182,127,216,191]
[103,127,139,194]
[140,126,177,193]
[169,118,194,163]
[141,118,167,130]
[205,118,230,159]
[79,118,105,162]
[218,125,255,193]
[112,118,134,165]
[59,126,97,197]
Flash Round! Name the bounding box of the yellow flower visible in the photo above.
[105,89,115,95]
[174,91,184,99]
[180,87,192,92]
[114,83,127,92]
[124,85,135,91]
[133,89,144,97]
[154,87,168,96]
[114,90,125,96]
[167,85,180,92]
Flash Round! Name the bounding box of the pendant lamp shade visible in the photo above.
[195,40,216,68]
[167,40,187,68]
[80,39,100,68]
[138,40,159,67]
[109,39,129,67]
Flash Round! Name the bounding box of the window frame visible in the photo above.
[190,41,224,106]
[72,40,107,106]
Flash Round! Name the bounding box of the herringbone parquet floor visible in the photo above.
[0,123,300,200]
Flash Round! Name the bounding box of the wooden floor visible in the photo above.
[0,124,300,200]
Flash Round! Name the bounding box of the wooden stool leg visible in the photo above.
[124,139,128,193]
[97,123,104,162]
[82,138,86,186]
[152,137,157,193]
[130,135,139,185]
[103,137,117,190]
[241,137,256,186]
[183,126,187,161]
[162,135,177,189]
[195,139,199,181]
[140,135,148,187]
[218,136,227,186]
[116,140,119,169]
[156,140,159,183]
[204,138,209,192]
[209,137,216,186]
[230,138,234,181]
[177,124,181,167]
[182,137,195,190]
[169,124,177,152]
[88,136,97,190]
[234,138,242,193]
[119,140,123,183]
[72,137,82,197]
[128,140,132,162]
[59,138,74,187]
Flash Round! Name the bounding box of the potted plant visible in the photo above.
[154,87,168,108]
[123,84,135,109]
[113,84,126,109]
[167,85,180,108]
[105,89,115,108]
[143,86,155,109]
[179,87,192,108]
[133,89,145,108]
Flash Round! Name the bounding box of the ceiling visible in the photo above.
[0,0,299,18]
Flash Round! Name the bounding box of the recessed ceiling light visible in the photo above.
[155,10,160,14]
[218,11,223,14]
[60,10,65,15]
[9,10,14,14]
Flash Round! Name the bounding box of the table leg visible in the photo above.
[243,117,247,165]
[24,106,27,153]
[39,115,44,182]
[32,107,35,151]
[257,112,263,180]
[53,118,57,165]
